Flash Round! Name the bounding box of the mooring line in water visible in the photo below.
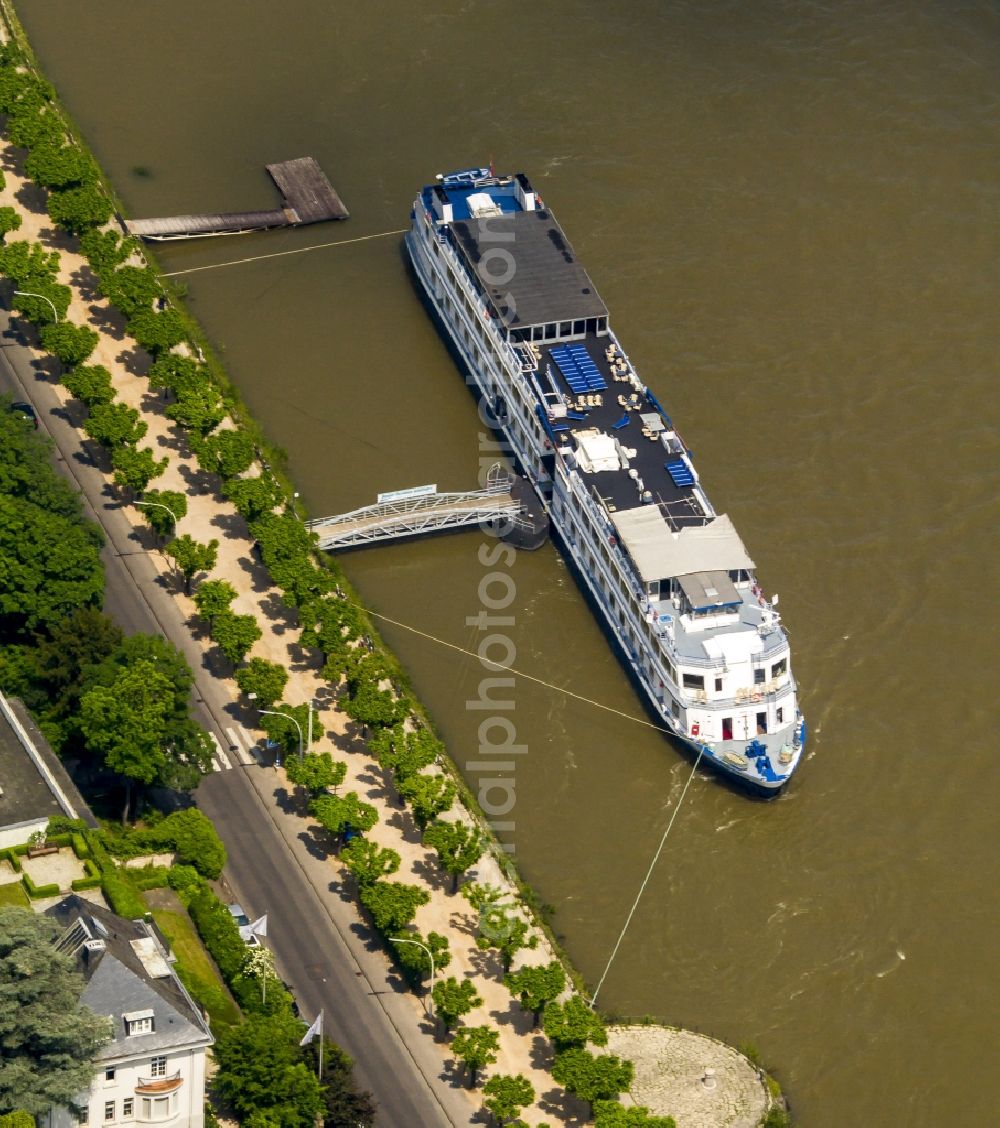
[161,228,409,277]
[362,607,674,734]
[590,743,707,1008]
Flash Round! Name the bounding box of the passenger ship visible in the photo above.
[405,167,805,792]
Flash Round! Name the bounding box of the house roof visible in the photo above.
[45,895,213,1060]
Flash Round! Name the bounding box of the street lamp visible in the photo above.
[13,289,59,323]
[259,707,303,762]
[389,937,436,1016]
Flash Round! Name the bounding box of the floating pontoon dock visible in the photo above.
[123,157,348,241]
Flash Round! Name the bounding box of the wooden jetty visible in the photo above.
[123,157,348,241]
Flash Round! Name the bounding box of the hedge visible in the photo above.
[71,857,101,891]
[0,848,21,873]
[101,869,148,920]
[21,872,59,899]
[101,810,225,878]
[187,887,246,983]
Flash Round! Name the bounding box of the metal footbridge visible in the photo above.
[307,466,526,551]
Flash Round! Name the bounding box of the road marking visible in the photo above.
[210,733,233,772]
[226,726,257,766]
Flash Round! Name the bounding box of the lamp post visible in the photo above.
[13,289,59,324]
[259,708,303,762]
[389,937,435,1016]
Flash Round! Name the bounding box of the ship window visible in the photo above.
[544,323,556,340]
[771,658,787,679]
[559,321,572,337]
[573,320,585,335]
[665,662,675,684]
[683,673,704,691]
[714,677,723,693]
[586,318,597,334]
[597,316,608,334]
[670,698,680,719]
[754,668,766,685]
[757,712,768,734]
[776,707,784,725]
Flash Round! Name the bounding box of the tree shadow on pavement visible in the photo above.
[257,590,297,633]
[539,1086,590,1126]
[408,855,450,894]
[448,910,479,940]
[297,825,332,863]
[233,551,275,594]
[385,808,423,846]
[116,344,152,377]
[489,998,534,1034]
[85,299,127,339]
[14,180,47,215]
[70,263,101,303]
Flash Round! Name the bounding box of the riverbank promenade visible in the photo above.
[0,126,769,1128]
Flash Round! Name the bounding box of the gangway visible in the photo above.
[307,466,530,551]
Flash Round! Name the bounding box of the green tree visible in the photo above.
[0,494,104,635]
[551,1049,634,1113]
[214,1010,325,1126]
[79,657,173,822]
[300,1038,376,1128]
[5,103,63,151]
[310,791,378,847]
[200,426,255,477]
[100,263,162,318]
[424,819,485,892]
[210,609,261,664]
[0,239,60,288]
[223,473,283,520]
[127,308,187,356]
[136,487,187,538]
[111,444,167,497]
[358,880,429,934]
[482,1073,536,1125]
[38,321,99,368]
[476,907,537,976]
[367,723,441,783]
[165,381,226,435]
[83,400,146,448]
[388,929,451,981]
[593,1101,677,1128]
[234,655,288,707]
[11,280,71,327]
[24,141,98,190]
[504,961,567,1027]
[0,906,112,1115]
[397,773,456,834]
[47,183,114,234]
[284,750,345,798]
[451,1025,499,1087]
[431,976,481,1034]
[542,995,607,1052]
[193,578,237,625]
[341,837,400,887]
[79,228,137,275]
[259,701,323,756]
[343,677,410,730]
[147,352,204,397]
[61,362,115,406]
[0,207,22,241]
[166,534,218,595]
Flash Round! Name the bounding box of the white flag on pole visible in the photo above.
[248,914,268,938]
[299,1009,323,1047]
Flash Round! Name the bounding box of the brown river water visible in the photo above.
[18,2,1000,1124]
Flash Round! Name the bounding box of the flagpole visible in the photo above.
[317,1009,324,1080]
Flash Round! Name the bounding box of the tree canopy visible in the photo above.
[397,773,456,833]
[284,750,345,798]
[424,819,485,892]
[38,321,99,368]
[551,1048,633,1109]
[451,1024,499,1087]
[357,880,428,934]
[542,995,608,1053]
[482,1073,536,1125]
[431,976,482,1033]
[310,792,378,845]
[341,838,400,888]
[0,906,112,1115]
[593,1101,677,1128]
[166,534,218,595]
[504,961,567,1027]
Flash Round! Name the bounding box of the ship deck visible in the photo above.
[535,333,706,528]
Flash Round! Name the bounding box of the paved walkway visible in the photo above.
[0,134,773,1126]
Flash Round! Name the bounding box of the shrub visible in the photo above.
[188,887,246,982]
[166,863,205,900]
[21,872,60,899]
[129,865,171,891]
[101,869,148,919]
[156,810,226,877]
[70,832,90,858]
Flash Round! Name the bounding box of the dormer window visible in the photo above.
[123,1008,155,1036]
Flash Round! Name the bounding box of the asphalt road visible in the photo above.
[0,312,462,1126]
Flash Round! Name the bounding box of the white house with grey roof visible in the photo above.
[40,895,213,1128]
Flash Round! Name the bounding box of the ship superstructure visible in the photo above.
[405,168,805,791]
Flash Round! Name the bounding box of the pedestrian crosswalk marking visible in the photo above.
[209,732,233,772]
[226,726,258,767]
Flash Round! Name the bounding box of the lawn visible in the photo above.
[0,881,29,908]
[148,905,241,1030]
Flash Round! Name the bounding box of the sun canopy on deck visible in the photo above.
[610,509,755,583]
[678,570,742,610]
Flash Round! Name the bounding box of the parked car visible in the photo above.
[227,903,261,947]
[9,401,37,429]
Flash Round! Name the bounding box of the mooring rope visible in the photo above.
[161,228,409,277]
[362,606,674,734]
[590,743,706,1007]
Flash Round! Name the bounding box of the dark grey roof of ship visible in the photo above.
[451,209,608,328]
